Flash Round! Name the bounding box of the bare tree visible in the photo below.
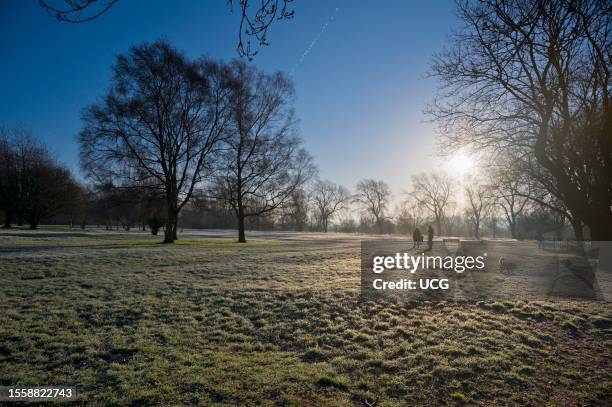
[336,212,357,233]
[518,153,590,241]
[79,41,230,243]
[429,0,611,240]
[519,206,568,241]
[23,163,81,229]
[396,198,425,235]
[353,179,392,234]
[488,169,531,239]
[464,179,492,239]
[228,0,294,59]
[278,187,310,231]
[443,207,463,237]
[0,126,19,227]
[218,61,315,243]
[311,180,350,232]
[39,0,293,59]
[411,171,453,236]
[39,0,119,22]
[0,127,80,229]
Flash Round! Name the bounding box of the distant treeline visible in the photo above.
[0,126,577,242]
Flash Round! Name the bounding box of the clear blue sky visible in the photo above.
[0,0,457,195]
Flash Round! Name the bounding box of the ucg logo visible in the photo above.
[419,279,449,290]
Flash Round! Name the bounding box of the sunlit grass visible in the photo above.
[0,230,610,405]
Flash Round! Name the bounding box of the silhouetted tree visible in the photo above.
[396,198,425,235]
[39,0,120,22]
[79,41,230,243]
[489,168,531,239]
[39,0,293,59]
[218,61,315,242]
[517,153,587,241]
[311,180,350,232]
[180,193,235,229]
[228,0,294,59]
[109,188,142,231]
[278,188,310,231]
[24,164,80,229]
[518,207,569,241]
[430,0,611,240]
[139,190,166,235]
[0,126,19,227]
[66,182,91,229]
[464,178,492,239]
[411,171,453,236]
[353,179,392,234]
[0,127,77,229]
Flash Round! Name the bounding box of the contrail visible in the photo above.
[290,7,340,76]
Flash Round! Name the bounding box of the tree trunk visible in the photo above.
[2,210,12,228]
[509,221,517,239]
[583,197,612,241]
[237,202,246,243]
[164,203,177,243]
[588,218,612,241]
[163,216,176,243]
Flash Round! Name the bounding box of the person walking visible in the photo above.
[427,225,434,251]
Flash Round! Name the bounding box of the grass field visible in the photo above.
[0,229,610,406]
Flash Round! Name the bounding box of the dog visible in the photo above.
[498,256,510,274]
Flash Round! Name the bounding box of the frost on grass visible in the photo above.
[0,230,610,405]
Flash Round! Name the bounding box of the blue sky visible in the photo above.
[0,0,457,195]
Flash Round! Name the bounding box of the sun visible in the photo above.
[446,152,474,176]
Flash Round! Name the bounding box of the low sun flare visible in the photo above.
[446,152,474,176]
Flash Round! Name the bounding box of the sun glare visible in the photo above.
[447,152,474,176]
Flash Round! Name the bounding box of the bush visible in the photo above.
[147,214,164,235]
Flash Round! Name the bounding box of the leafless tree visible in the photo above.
[0,126,19,227]
[429,0,611,240]
[38,0,119,22]
[488,168,531,239]
[0,128,48,227]
[518,153,589,240]
[442,207,464,237]
[353,179,392,234]
[79,41,230,243]
[23,163,79,229]
[0,127,80,229]
[464,178,493,239]
[278,187,310,231]
[411,171,453,236]
[39,0,293,59]
[218,61,315,243]
[336,212,357,233]
[228,0,294,59]
[395,198,425,235]
[311,179,351,232]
